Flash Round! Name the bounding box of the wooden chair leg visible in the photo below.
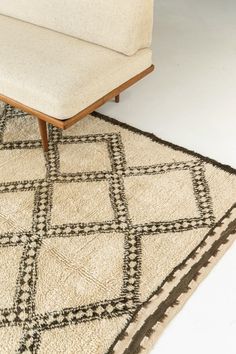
[115,94,120,103]
[37,118,48,152]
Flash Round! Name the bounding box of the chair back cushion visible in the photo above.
[0,0,153,55]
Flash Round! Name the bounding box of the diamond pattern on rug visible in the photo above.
[139,228,208,302]
[51,180,115,225]
[0,246,23,308]
[0,190,35,233]
[38,316,129,354]
[3,116,40,142]
[124,170,200,223]
[0,103,236,353]
[0,326,23,354]
[58,141,112,173]
[35,234,125,312]
[0,149,45,183]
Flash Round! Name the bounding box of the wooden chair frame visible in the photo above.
[0,65,154,152]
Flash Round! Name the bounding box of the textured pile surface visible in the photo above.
[0,14,152,119]
[0,101,236,354]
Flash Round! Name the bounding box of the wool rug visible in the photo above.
[0,101,236,354]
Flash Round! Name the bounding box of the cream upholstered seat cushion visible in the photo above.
[0,15,152,120]
[0,0,153,56]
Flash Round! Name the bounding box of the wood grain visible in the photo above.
[37,118,48,152]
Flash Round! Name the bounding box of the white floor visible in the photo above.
[99,1,236,353]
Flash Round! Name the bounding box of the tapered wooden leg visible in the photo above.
[115,94,120,103]
[37,118,48,152]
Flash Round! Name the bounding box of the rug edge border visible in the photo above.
[136,231,236,354]
[92,111,236,176]
[92,110,236,354]
[2,104,235,353]
[109,206,236,354]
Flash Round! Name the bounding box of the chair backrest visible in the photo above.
[0,0,153,56]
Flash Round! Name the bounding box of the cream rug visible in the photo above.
[0,101,236,354]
